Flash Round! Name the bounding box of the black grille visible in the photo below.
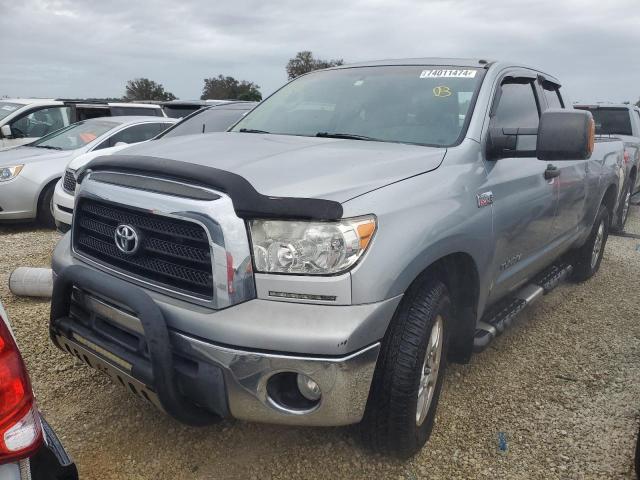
[73,199,213,298]
[63,169,76,193]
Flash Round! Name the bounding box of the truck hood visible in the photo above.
[0,145,76,166]
[117,132,447,202]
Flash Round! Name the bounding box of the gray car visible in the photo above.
[0,116,175,227]
[50,58,620,458]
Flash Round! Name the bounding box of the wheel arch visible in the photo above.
[400,252,481,364]
[35,176,61,213]
[601,182,618,217]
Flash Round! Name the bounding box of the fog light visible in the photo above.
[296,374,321,401]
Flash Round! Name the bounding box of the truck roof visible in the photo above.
[327,58,560,83]
[335,57,494,68]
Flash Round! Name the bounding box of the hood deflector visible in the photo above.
[78,154,344,221]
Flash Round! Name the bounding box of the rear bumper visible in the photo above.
[29,416,78,480]
[0,416,78,480]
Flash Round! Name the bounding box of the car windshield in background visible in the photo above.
[160,108,251,138]
[0,102,22,121]
[577,107,633,136]
[232,66,483,147]
[31,120,116,151]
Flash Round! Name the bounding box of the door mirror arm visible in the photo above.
[487,127,537,160]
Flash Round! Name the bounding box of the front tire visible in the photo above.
[37,183,56,229]
[361,276,450,458]
[571,204,609,282]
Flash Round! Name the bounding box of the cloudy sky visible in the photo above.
[1,0,639,103]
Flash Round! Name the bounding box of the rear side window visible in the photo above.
[110,106,162,117]
[492,81,540,129]
[576,108,632,135]
[96,122,170,149]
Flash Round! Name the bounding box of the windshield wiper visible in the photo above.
[315,132,379,141]
[34,145,62,150]
[239,128,270,134]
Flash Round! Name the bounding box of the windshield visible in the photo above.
[160,108,250,138]
[232,66,483,147]
[575,107,632,136]
[30,120,117,151]
[0,102,22,122]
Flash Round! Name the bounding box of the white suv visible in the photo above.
[0,99,165,150]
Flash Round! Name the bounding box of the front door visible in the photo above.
[482,76,558,302]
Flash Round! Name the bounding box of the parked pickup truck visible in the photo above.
[49,58,621,457]
[575,103,640,230]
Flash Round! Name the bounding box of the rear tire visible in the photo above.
[37,183,56,229]
[612,181,631,232]
[360,275,450,458]
[571,204,609,282]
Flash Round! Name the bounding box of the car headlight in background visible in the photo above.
[0,165,23,182]
[249,215,376,275]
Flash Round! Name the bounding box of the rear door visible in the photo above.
[483,71,557,302]
[539,79,589,242]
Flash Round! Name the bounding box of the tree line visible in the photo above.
[124,51,343,102]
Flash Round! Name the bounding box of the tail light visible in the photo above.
[624,151,630,164]
[0,316,42,464]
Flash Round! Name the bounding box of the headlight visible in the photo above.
[249,216,376,275]
[0,165,23,182]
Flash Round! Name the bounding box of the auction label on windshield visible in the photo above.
[420,69,477,78]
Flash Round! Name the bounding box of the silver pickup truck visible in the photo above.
[575,103,640,230]
[49,58,621,457]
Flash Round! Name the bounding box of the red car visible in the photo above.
[0,298,77,480]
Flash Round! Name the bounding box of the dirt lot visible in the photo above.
[1,206,640,479]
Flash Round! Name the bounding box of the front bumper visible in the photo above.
[0,176,39,220]
[50,260,388,426]
[52,179,73,229]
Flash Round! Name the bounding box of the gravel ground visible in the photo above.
[1,207,639,480]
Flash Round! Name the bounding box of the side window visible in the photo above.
[9,106,70,138]
[102,123,169,148]
[492,81,540,129]
[542,84,563,110]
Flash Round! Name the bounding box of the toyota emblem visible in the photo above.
[114,224,140,255]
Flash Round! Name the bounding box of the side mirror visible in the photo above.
[114,142,128,147]
[0,125,12,139]
[537,109,594,161]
